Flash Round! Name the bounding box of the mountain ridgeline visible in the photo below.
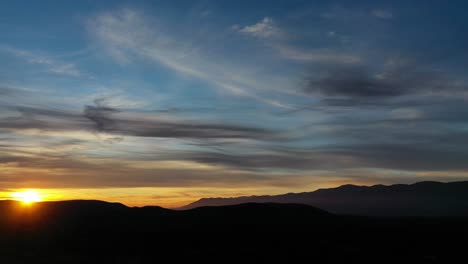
[0,201,333,234]
[0,192,467,262]
[181,181,468,216]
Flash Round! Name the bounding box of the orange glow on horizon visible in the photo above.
[11,190,42,205]
[0,179,371,208]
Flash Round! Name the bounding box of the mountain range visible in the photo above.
[1,196,467,262]
[181,181,468,216]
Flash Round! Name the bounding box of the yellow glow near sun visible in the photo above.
[12,190,42,204]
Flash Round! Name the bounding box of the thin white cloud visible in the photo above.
[233,17,360,65]
[236,17,283,39]
[1,46,83,77]
[371,9,393,19]
[277,46,361,64]
[84,87,150,109]
[322,6,393,20]
[200,10,211,17]
[391,108,424,120]
[49,63,82,77]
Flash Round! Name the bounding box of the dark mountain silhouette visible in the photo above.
[0,200,467,263]
[0,200,331,233]
[181,181,468,216]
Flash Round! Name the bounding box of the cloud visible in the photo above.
[0,152,320,189]
[305,61,459,98]
[84,99,119,131]
[2,5,468,195]
[87,9,292,109]
[234,17,360,66]
[48,63,82,77]
[321,6,392,20]
[236,17,283,39]
[0,87,17,96]
[82,99,274,139]
[336,143,468,171]
[371,9,393,19]
[180,151,356,171]
[0,92,275,141]
[0,46,83,77]
[173,133,468,171]
[200,10,211,17]
[0,106,88,132]
[277,46,360,64]
[307,66,403,97]
[2,88,468,189]
[390,108,424,120]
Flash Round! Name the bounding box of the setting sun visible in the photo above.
[12,190,42,204]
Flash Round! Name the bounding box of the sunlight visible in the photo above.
[11,190,42,204]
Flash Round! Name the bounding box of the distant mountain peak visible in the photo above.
[180,181,468,216]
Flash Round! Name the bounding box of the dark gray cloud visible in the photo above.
[82,100,273,139]
[2,71,468,183]
[0,99,275,141]
[342,143,468,171]
[0,87,15,95]
[307,66,403,97]
[4,94,468,173]
[0,106,91,131]
[84,99,119,131]
[0,155,34,164]
[109,119,271,139]
[185,152,337,170]
[305,62,460,99]
[275,54,468,174]
[0,87,33,101]
[176,134,468,171]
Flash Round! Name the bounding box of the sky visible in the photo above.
[1,0,468,207]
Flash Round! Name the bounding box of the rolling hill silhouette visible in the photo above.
[0,199,467,263]
[181,181,468,216]
[0,200,331,233]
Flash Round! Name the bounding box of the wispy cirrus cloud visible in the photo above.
[0,89,275,141]
[276,46,361,64]
[234,16,361,65]
[177,140,468,171]
[82,100,274,139]
[0,46,84,77]
[234,17,284,39]
[321,6,393,21]
[371,9,393,19]
[87,9,292,109]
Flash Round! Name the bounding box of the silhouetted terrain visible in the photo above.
[0,200,467,263]
[182,181,468,216]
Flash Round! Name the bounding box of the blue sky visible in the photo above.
[1,1,468,206]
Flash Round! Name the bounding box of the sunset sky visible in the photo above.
[1,1,468,207]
